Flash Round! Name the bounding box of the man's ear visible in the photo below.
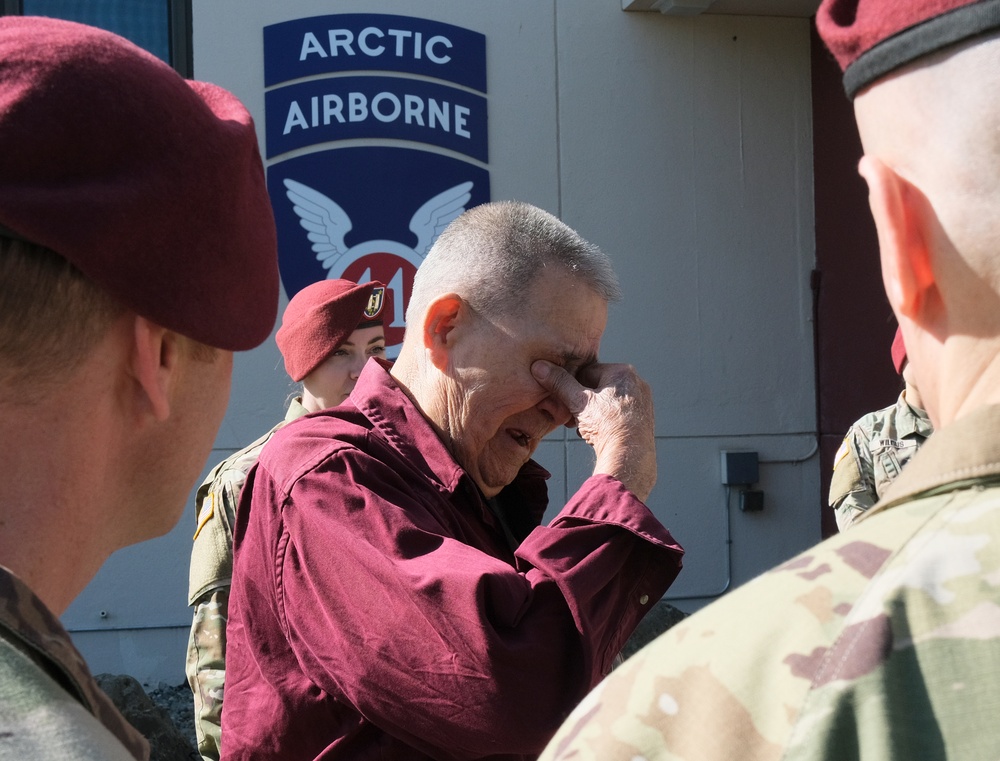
[859,155,937,320]
[130,316,179,422]
[422,294,465,371]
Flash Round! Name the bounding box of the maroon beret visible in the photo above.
[276,280,388,382]
[0,17,279,351]
[816,0,1000,98]
[891,326,907,375]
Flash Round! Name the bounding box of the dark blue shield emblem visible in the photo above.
[264,13,490,357]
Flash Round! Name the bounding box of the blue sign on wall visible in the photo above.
[264,13,490,357]
[264,14,487,91]
[268,148,490,353]
[265,76,487,162]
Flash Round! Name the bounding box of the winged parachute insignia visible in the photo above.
[283,178,473,272]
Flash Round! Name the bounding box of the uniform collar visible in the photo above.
[874,403,1000,515]
[285,396,309,423]
[0,566,149,760]
[895,391,934,439]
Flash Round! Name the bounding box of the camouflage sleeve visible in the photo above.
[828,426,877,531]
[185,422,289,760]
[186,462,246,761]
[539,489,1000,761]
[185,587,229,761]
[188,466,245,606]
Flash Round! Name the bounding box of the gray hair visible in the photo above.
[406,201,621,324]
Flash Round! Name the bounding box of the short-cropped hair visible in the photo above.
[0,236,125,390]
[406,201,622,325]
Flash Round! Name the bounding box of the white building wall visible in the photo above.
[65,0,819,685]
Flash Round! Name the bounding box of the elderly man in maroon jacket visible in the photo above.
[221,200,684,760]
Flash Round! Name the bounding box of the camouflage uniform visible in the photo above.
[829,390,932,531]
[539,403,1000,761]
[0,565,149,760]
[186,399,308,761]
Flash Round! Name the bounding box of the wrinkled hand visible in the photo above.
[532,359,657,502]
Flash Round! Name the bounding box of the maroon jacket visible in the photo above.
[221,359,683,760]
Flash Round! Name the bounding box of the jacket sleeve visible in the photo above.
[271,448,683,759]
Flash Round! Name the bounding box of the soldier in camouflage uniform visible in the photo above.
[187,279,387,761]
[539,1,1000,758]
[829,327,932,530]
[0,17,278,761]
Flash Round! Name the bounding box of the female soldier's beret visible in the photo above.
[276,280,388,382]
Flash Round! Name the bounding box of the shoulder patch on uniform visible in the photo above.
[829,445,865,506]
[833,438,850,469]
[193,493,215,541]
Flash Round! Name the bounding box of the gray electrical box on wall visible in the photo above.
[721,451,759,486]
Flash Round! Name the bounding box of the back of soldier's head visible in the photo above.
[0,16,280,392]
[817,1,1000,288]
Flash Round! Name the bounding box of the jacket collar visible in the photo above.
[352,359,551,528]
